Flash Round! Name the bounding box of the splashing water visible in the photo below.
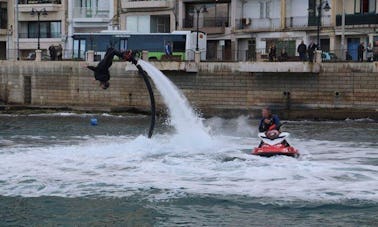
[138,60,212,147]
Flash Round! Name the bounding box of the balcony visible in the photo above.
[121,0,174,10]
[183,17,228,34]
[19,32,61,38]
[235,18,280,31]
[73,7,110,19]
[336,14,378,26]
[18,0,61,3]
[18,0,62,12]
[285,15,332,29]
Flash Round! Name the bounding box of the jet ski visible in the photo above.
[252,130,299,158]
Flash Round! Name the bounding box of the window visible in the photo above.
[73,39,86,59]
[119,39,127,51]
[355,0,376,14]
[259,2,264,18]
[150,15,170,33]
[27,21,61,38]
[0,2,7,29]
[259,1,272,19]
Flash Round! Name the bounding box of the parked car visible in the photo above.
[26,51,51,60]
[322,52,338,62]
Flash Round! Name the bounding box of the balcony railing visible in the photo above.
[18,0,61,4]
[19,32,61,38]
[336,14,378,26]
[285,15,332,28]
[121,0,173,9]
[236,18,280,31]
[183,17,229,28]
[73,7,110,19]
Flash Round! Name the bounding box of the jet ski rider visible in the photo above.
[258,107,281,133]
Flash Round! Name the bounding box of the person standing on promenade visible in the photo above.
[308,41,317,63]
[297,41,307,62]
[358,42,365,62]
[366,43,373,62]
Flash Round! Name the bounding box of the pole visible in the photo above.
[7,29,9,60]
[341,0,345,59]
[317,4,321,50]
[37,12,40,50]
[196,9,199,51]
[16,1,19,60]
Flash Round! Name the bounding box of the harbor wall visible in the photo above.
[0,61,377,119]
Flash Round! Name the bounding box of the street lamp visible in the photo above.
[193,5,207,51]
[30,8,48,50]
[315,1,331,50]
[7,25,13,60]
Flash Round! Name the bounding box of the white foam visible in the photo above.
[0,132,377,203]
[138,60,213,148]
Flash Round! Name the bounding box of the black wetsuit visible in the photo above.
[87,48,123,83]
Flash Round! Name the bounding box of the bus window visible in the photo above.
[120,39,128,51]
[173,41,185,52]
[73,39,86,59]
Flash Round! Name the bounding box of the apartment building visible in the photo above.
[119,0,176,33]
[234,0,334,61]
[67,0,116,58]
[0,0,13,60]
[11,0,67,59]
[334,0,378,60]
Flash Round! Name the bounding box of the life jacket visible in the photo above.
[268,124,277,131]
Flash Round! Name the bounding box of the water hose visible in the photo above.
[128,52,155,138]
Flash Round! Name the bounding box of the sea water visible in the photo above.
[0,115,377,226]
[0,61,377,225]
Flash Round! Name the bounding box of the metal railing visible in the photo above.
[336,14,378,26]
[19,32,62,38]
[18,0,61,4]
[72,7,110,19]
[235,18,280,30]
[3,47,378,62]
[183,17,229,28]
[285,15,332,28]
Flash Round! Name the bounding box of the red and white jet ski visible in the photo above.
[252,130,299,158]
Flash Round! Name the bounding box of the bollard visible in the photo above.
[86,50,95,62]
[35,49,42,61]
[142,50,149,61]
[315,50,322,63]
[195,50,201,63]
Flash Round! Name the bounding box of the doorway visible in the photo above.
[347,38,360,61]
[0,41,5,60]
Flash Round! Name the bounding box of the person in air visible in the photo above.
[258,107,281,133]
[86,47,133,89]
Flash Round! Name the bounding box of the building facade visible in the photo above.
[67,0,116,59]
[3,0,378,61]
[12,0,67,60]
[119,0,176,33]
[177,0,233,61]
[0,0,14,60]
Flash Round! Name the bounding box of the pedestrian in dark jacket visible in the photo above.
[269,44,276,62]
[308,41,317,63]
[358,42,365,62]
[297,41,307,61]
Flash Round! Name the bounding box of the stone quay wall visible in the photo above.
[0,61,377,119]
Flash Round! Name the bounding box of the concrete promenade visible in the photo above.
[0,60,377,119]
